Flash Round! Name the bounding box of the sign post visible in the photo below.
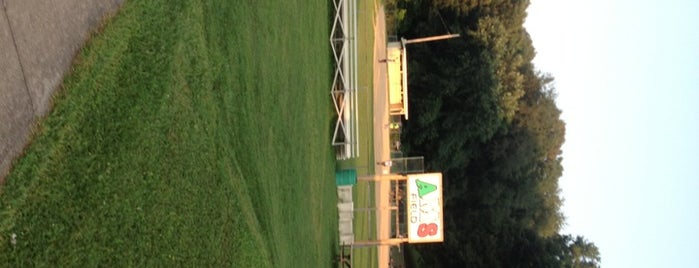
[353,172,444,246]
[406,173,444,243]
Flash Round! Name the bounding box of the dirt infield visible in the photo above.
[0,0,123,183]
[372,4,392,268]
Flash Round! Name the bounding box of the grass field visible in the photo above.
[337,0,377,173]
[352,182,378,267]
[341,0,379,267]
[0,0,338,266]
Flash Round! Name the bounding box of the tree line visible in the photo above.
[391,0,601,266]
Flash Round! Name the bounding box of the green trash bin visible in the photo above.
[335,169,357,186]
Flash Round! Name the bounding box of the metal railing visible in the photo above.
[330,0,359,160]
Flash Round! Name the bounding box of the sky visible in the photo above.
[524,0,699,267]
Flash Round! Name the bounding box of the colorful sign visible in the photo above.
[406,173,444,243]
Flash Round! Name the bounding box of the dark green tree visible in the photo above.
[393,0,599,266]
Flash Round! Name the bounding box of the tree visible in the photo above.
[394,0,599,266]
[569,235,602,267]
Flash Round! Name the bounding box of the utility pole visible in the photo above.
[401,34,460,45]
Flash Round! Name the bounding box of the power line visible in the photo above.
[434,8,451,34]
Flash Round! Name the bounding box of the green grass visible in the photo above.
[336,0,377,173]
[328,0,378,264]
[352,181,378,268]
[0,0,337,266]
[342,0,380,267]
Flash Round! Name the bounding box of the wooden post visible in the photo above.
[357,174,407,181]
[402,34,460,45]
[352,237,409,247]
[354,206,399,212]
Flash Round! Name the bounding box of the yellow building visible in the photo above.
[386,41,409,119]
[385,34,460,121]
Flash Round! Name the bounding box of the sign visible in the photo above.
[406,173,443,243]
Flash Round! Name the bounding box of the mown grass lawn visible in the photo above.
[345,0,379,266]
[0,0,337,266]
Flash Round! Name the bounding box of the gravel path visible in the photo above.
[371,4,392,268]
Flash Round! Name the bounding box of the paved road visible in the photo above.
[0,0,122,183]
